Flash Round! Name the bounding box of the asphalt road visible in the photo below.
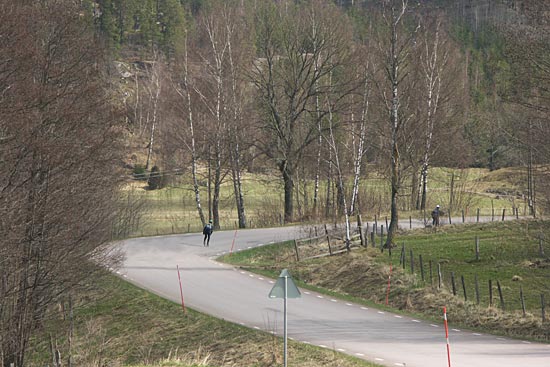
[118,218,550,367]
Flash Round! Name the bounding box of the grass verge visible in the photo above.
[220,220,550,342]
[27,273,380,367]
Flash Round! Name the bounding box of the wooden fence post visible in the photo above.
[489,279,493,307]
[293,240,300,262]
[475,236,480,261]
[451,272,457,296]
[385,216,388,230]
[324,224,333,256]
[474,275,480,305]
[357,215,365,247]
[370,231,375,247]
[539,234,545,257]
[409,216,412,229]
[380,225,384,248]
[448,210,452,225]
[429,260,433,286]
[438,263,442,289]
[410,249,414,273]
[462,209,465,223]
[419,255,425,281]
[400,243,406,269]
[477,208,480,223]
[520,286,526,317]
[365,222,369,247]
[497,280,505,310]
[502,208,506,221]
[461,275,467,301]
[541,294,546,322]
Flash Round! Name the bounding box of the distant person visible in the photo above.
[203,220,213,246]
[431,205,441,227]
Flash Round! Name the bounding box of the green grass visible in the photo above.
[122,167,524,238]
[219,220,550,341]
[27,273,381,367]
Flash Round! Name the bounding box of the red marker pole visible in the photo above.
[229,228,238,256]
[385,264,393,305]
[176,265,186,314]
[443,306,451,367]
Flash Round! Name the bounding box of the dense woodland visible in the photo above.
[0,0,548,365]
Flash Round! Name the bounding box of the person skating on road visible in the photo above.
[431,205,441,227]
[203,219,213,246]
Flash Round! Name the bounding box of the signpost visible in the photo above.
[269,269,301,367]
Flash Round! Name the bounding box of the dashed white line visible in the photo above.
[269,280,275,284]
[346,303,353,306]
[360,307,369,310]
[430,324,439,328]
[394,363,405,366]
[473,333,482,336]
[496,337,506,341]
[240,271,246,274]
[452,328,461,332]
[355,353,365,357]
[247,246,252,249]
[337,348,346,352]
[331,299,338,302]
[249,274,254,277]
[253,326,260,330]
[522,341,532,344]
[304,291,311,295]
[377,311,385,314]
[319,344,327,348]
[259,277,264,280]
[303,341,311,345]
[394,315,403,319]
[317,295,324,299]
[412,319,420,323]
[375,358,384,362]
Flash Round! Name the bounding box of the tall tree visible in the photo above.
[0,1,123,365]
[251,0,354,222]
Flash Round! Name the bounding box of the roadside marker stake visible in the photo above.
[176,265,186,314]
[229,229,238,255]
[443,307,452,367]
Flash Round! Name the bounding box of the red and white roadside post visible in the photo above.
[229,228,238,255]
[443,306,452,367]
[176,264,186,314]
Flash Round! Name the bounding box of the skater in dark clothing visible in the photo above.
[431,205,441,227]
[203,220,213,246]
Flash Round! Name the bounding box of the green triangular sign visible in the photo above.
[269,269,301,299]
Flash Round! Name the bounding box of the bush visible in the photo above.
[133,164,147,181]
[148,166,163,190]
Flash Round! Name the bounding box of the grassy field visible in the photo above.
[27,273,380,367]
[219,220,550,341]
[122,167,526,238]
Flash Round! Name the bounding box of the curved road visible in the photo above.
[119,219,550,367]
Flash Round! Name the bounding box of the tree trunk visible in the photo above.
[280,162,294,223]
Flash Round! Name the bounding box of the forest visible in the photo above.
[0,0,548,365]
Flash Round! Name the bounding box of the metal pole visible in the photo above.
[284,275,288,367]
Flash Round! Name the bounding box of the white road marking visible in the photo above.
[269,281,275,284]
[247,246,252,249]
[473,333,482,336]
[319,344,327,348]
[253,326,260,330]
[430,324,439,328]
[346,303,353,306]
[249,274,254,277]
[317,295,324,299]
[304,291,311,295]
[452,329,461,332]
[394,363,405,366]
[412,319,420,323]
[522,341,531,344]
[394,315,403,319]
[375,358,384,362]
[331,299,338,302]
[240,271,246,274]
[337,348,346,352]
[360,307,369,310]
[259,277,264,280]
[355,353,365,357]
[496,338,506,341]
[378,311,385,314]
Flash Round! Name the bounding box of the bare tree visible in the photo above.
[0,2,123,365]
[251,0,354,222]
